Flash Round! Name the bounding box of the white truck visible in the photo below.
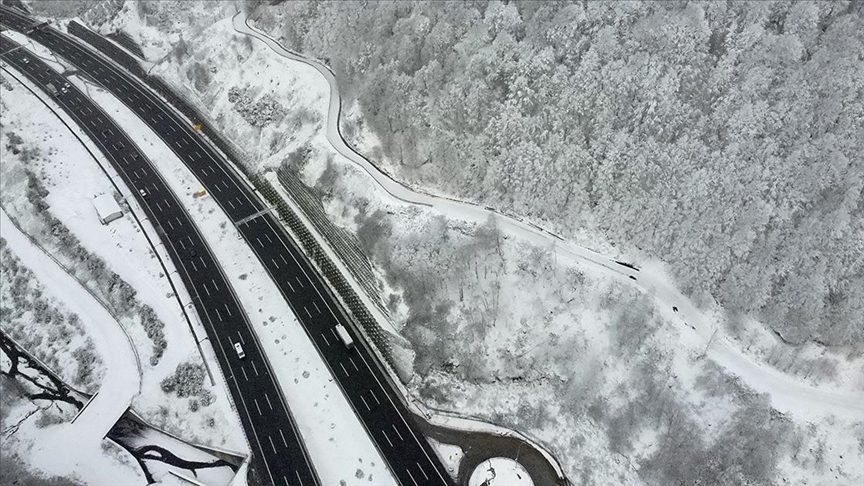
[334,324,354,349]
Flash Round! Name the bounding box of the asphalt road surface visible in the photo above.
[0,32,319,486]
[2,7,453,486]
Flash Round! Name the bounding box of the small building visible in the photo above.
[93,193,122,225]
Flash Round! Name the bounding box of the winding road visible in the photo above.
[233,12,864,422]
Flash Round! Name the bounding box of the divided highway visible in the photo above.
[0,32,318,486]
[1,7,453,486]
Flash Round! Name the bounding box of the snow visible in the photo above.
[1,209,142,484]
[234,12,864,423]
[1,34,247,453]
[427,439,464,479]
[75,53,396,485]
[468,458,533,486]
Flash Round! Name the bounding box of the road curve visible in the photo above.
[233,12,864,422]
[0,209,139,443]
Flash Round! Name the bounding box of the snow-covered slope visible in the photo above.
[235,11,863,422]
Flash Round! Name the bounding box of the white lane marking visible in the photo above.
[254,398,262,416]
[295,276,304,288]
[257,237,264,247]
[416,463,429,480]
[283,476,290,486]
[381,430,394,447]
[264,393,273,410]
[405,469,419,486]
[237,332,245,345]
[339,362,349,377]
[251,361,259,377]
[392,424,404,441]
[330,327,339,340]
[215,308,222,322]
[295,471,305,486]
[313,302,321,314]
[279,429,288,448]
[187,236,194,245]
[265,233,273,243]
[320,333,330,347]
[155,201,163,212]
[354,350,449,484]
[280,254,288,265]
[213,184,222,193]
[178,239,186,250]
[304,307,311,318]
[360,395,370,411]
[175,216,182,226]
[166,219,174,230]
[268,435,277,454]
[202,283,210,297]
[241,367,248,381]
[190,259,198,272]
[271,258,280,269]
[286,280,295,293]
[228,200,235,210]
[211,279,218,291]
[369,389,380,405]
[199,256,207,268]
[224,304,232,316]
[348,356,358,371]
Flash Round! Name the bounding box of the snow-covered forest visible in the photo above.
[256,0,864,347]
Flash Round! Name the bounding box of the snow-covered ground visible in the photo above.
[469,458,533,486]
[235,12,864,420]
[74,48,396,484]
[0,209,142,483]
[428,439,464,480]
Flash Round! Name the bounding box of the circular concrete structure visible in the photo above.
[469,457,533,486]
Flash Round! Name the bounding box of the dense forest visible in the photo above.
[257,0,864,347]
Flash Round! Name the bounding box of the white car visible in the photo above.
[138,188,147,197]
[21,57,30,65]
[234,342,245,359]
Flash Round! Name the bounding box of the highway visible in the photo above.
[1,7,454,486]
[0,33,318,486]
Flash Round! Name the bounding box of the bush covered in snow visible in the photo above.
[227,85,286,128]
[160,361,214,411]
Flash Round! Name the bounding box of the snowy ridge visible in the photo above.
[234,12,864,422]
